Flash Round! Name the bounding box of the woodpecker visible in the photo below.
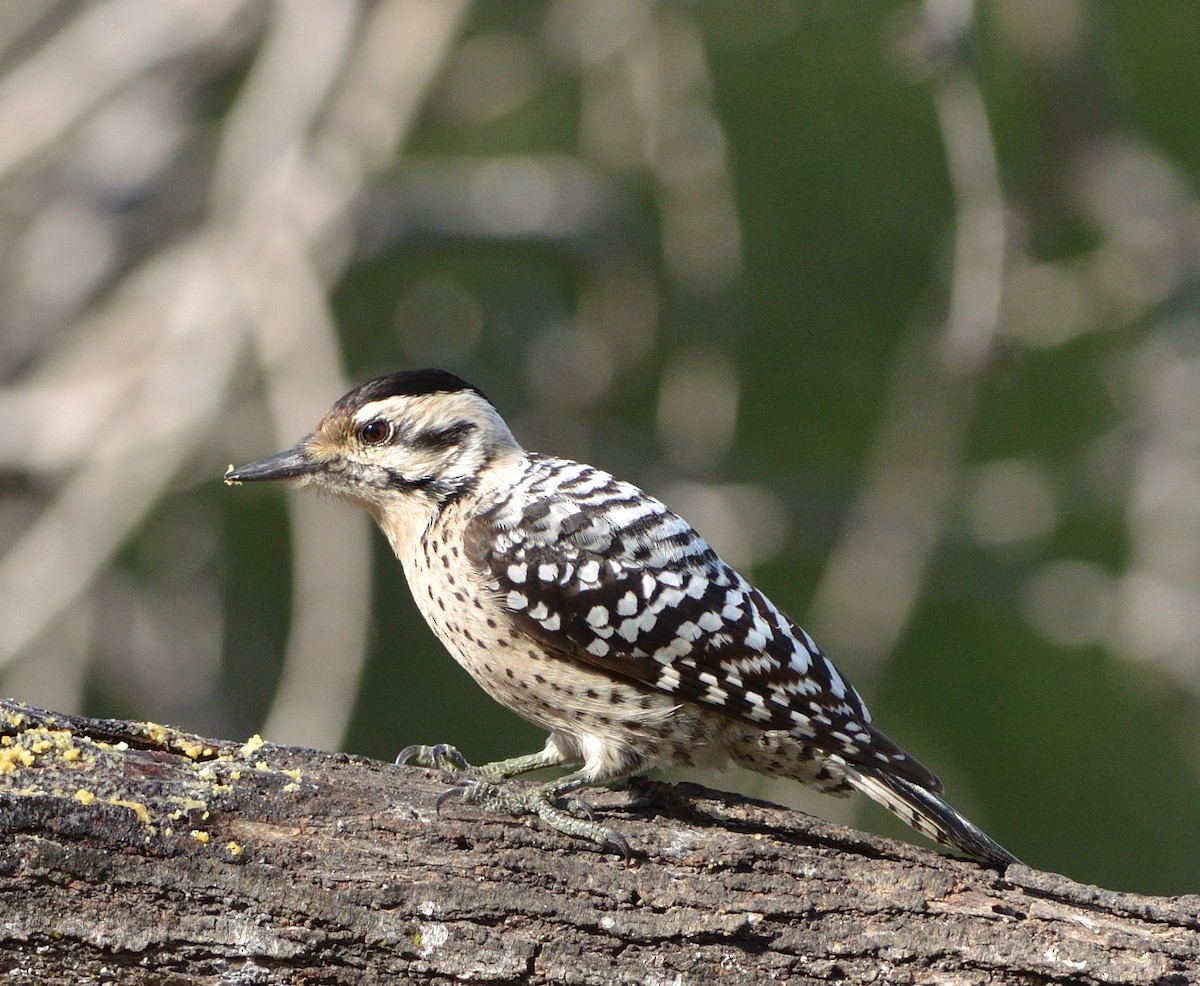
[226,368,1018,866]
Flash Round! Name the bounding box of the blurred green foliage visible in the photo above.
[320,3,1200,895]
[335,4,1200,895]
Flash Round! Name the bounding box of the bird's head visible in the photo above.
[225,369,522,521]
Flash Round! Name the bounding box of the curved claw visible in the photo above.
[396,743,472,771]
[566,797,597,822]
[435,779,474,814]
[601,828,633,862]
[395,744,429,766]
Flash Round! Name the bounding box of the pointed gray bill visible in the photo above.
[224,444,316,485]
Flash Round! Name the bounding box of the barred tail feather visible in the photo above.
[844,765,1019,868]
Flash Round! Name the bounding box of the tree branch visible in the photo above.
[0,698,1195,984]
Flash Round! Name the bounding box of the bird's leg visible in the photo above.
[400,735,633,855]
[396,742,574,779]
[438,768,632,859]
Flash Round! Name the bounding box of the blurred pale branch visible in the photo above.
[810,0,1007,681]
[0,0,468,750]
[0,0,249,185]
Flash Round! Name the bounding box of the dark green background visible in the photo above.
[157,3,1200,896]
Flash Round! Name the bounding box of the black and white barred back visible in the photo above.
[467,454,915,775]
[461,453,1014,865]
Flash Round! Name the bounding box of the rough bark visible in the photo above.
[0,698,1195,985]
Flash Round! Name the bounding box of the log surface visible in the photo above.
[0,698,1196,985]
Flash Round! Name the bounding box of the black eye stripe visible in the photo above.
[409,421,477,452]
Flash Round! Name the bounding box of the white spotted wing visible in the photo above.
[464,455,940,788]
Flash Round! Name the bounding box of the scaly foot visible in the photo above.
[437,777,631,859]
[396,743,574,779]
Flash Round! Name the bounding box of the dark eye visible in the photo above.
[358,418,392,446]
